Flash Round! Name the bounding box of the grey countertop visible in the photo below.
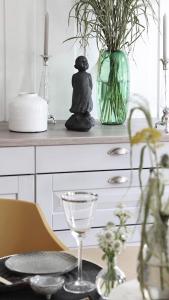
[0,119,167,147]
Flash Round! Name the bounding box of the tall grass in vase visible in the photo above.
[67,0,158,124]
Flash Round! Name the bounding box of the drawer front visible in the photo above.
[0,175,34,201]
[51,170,169,230]
[53,206,139,230]
[0,176,18,194]
[52,169,149,191]
[51,169,150,231]
[53,187,141,230]
[0,147,34,175]
[36,143,151,173]
[56,225,141,248]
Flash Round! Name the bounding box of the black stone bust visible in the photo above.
[65,56,95,132]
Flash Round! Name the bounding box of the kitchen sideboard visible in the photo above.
[0,120,169,247]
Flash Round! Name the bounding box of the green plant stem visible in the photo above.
[127,103,169,300]
[105,255,116,296]
[98,51,128,124]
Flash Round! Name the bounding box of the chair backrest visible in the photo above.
[0,199,67,257]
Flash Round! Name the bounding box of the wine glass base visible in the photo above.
[64,279,96,294]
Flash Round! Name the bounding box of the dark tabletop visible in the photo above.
[0,256,102,300]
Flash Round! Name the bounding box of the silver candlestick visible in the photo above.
[39,55,56,124]
[155,58,169,133]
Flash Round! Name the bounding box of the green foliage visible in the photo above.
[66,0,159,51]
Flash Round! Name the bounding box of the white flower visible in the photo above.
[97,206,130,263]
[105,229,115,240]
[113,240,123,254]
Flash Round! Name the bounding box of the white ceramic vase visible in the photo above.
[8,93,48,132]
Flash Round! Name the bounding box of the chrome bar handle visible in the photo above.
[108,176,128,184]
[107,147,129,156]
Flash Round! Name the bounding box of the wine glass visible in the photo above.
[61,191,98,294]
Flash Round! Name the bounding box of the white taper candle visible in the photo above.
[163,14,167,61]
[44,12,49,56]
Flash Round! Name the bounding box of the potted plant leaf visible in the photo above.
[66,0,159,125]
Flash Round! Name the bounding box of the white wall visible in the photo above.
[0,0,165,121]
[0,0,75,121]
[159,0,169,118]
[129,15,159,118]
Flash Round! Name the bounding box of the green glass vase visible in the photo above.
[97,50,129,125]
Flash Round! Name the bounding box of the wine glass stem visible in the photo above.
[77,235,83,282]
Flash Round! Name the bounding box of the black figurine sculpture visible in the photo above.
[65,56,95,132]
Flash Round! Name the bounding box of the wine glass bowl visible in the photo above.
[62,192,96,235]
[61,191,98,294]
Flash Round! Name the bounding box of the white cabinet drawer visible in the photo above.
[56,225,141,248]
[36,170,149,230]
[0,175,34,201]
[0,147,34,175]
[36,143,151,173]
[52,169,149,191]
[56,228,101,248]
[51,169,150,231]
[53,186,141,213]
[53,206,139,230]
[52,186,147,230]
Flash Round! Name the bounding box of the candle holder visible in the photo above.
[155,58,169,133]
[39,55,56,124]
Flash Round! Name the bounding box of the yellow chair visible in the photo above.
[0,199,67,257]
